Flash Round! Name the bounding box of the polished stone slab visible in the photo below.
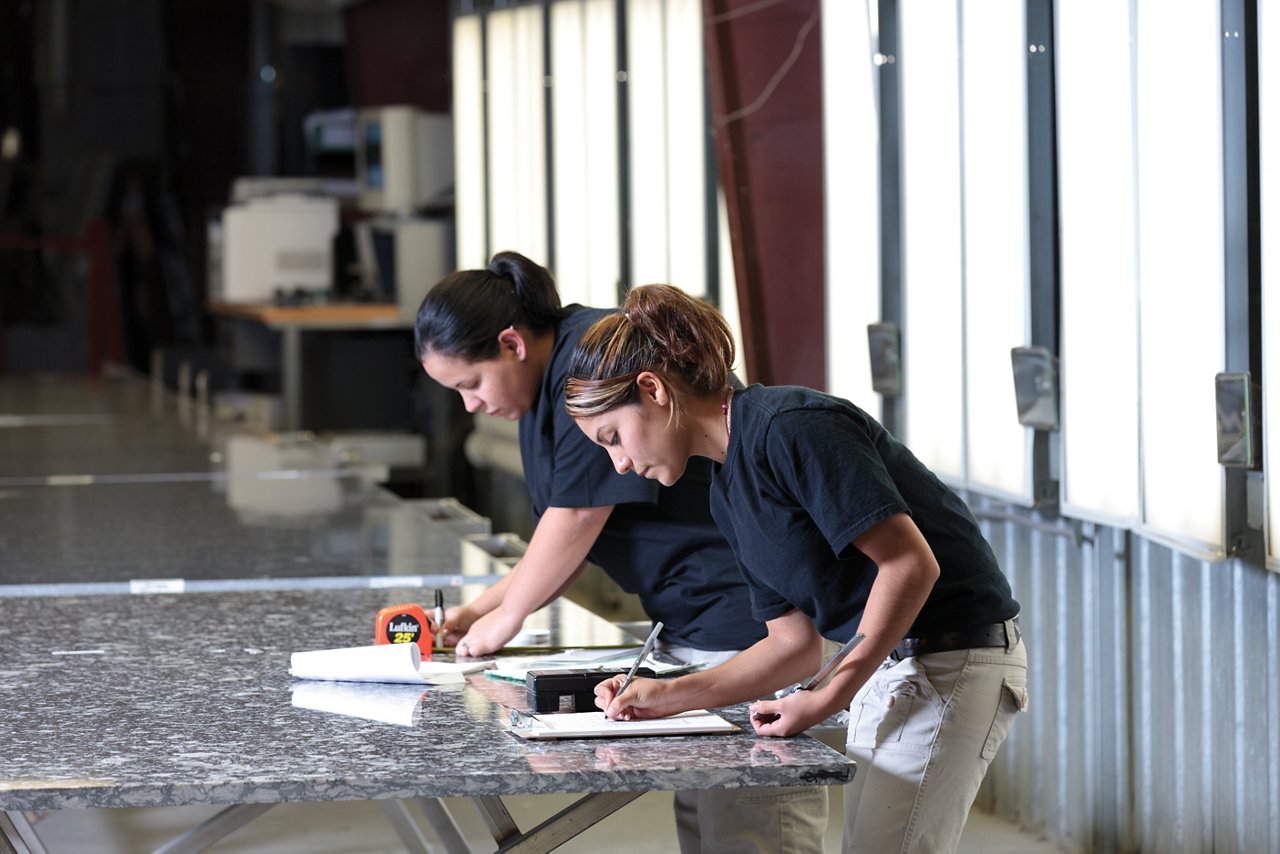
[0,478,476,592]
[0,375,377,483]
[0,372,168,417]
[0,589,854,812]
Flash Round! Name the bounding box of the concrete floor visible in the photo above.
[22,788,1061,853]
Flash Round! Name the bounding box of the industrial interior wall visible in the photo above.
[343,0,451,111]
[968,493,1280,853]
[703,0,826,389]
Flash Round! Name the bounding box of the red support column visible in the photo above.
[0,219,124,376]
[83,219,126,374]
[703,0,826,389]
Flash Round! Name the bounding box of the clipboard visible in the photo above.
[506,708,740,740]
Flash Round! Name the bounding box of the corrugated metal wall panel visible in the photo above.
[965,496,1280,853]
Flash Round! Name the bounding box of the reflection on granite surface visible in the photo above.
[290,681,429,726]
[0,480,476,587]
[0,376,392,487]
[0,589,853,811]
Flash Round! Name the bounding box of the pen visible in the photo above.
[433,589,445,649]
[790,632,866,694]
[612,621,664,704]
[753,633,866,722]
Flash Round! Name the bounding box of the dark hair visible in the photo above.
[564,284,734,423]
[413,251,562,361]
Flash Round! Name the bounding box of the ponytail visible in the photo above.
[564,285,734,421]
[414,251,562,361]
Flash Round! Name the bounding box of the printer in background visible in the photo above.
[210,192,340,304]
[353,106,456,318]
[365,217,454,321]
[209,105,455,313]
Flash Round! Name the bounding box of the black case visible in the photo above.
[524,667,657,713]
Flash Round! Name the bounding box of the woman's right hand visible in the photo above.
[594,674,680,720]
[453,606,525,657]
[440,605,478,647]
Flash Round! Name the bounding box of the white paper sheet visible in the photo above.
[508,709,739,740]
[289,643,492,684]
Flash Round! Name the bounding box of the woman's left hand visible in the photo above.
[748,688,837,737]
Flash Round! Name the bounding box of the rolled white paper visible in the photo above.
[289,643,424,684]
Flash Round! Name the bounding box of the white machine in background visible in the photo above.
[356,106,453,216]
[361,216,454,320]
[211,193,339,303]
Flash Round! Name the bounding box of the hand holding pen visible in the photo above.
[600,621,663,720]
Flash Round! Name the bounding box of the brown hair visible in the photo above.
[564,284,734,424]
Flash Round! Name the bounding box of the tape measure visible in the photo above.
[374,603,433,657]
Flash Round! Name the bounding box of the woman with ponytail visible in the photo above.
[565,284,1027,854]
[414,253,827,852]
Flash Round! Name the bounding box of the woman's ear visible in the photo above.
[635,371,670,407]
[496,326,527,360]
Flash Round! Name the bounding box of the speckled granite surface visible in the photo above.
[0,589,854,811]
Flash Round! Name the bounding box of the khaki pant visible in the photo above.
[843,637,1029,853]
[662,644,830,853]
[673,785,829,854]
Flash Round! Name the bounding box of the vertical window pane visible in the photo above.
[551,2,589,303]
[551,0,620,306]
[960,0,1032,503]
[583,0,622,306]
[625,0,709,292]
[899,0,965,480]
[487,8,548,263]
[452,14,487,269]
[1055,0,1141,524]
[821,0,880,415]
[1135,0,1225,553]
[663,0,707,295]
[626,0,669,285]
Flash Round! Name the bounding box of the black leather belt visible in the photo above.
[891,616,1021,661]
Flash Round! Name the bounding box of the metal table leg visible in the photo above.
[412,798,472,853]
[470,795,521,846]
[471,791,646,854]
[151,803,275,854]
[377,800,434,854]
[1,811,46,854]
[281,326,302,431]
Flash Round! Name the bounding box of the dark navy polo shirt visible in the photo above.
[710,385,1019,641]
[518,305,764,651]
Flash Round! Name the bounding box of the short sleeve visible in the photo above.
[763,409,909,556]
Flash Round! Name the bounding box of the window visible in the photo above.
[1134,0,1226,555]
[821,0,881,416]
[1055,0,1141,525]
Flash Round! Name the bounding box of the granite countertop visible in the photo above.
[0,588,854,812]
